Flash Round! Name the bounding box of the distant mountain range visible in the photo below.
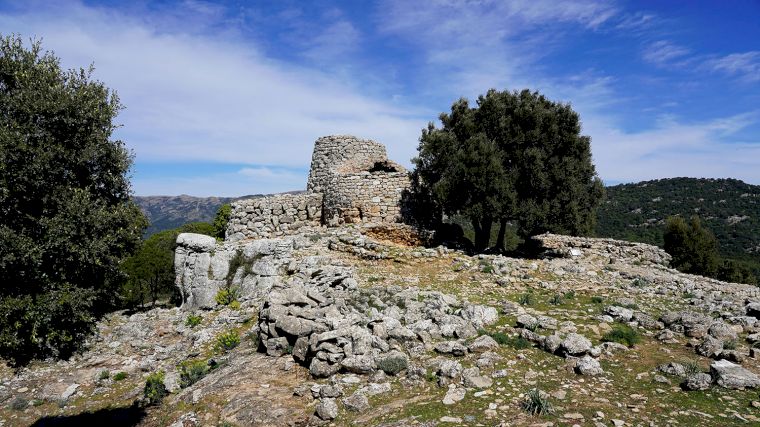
[134,191,304,236]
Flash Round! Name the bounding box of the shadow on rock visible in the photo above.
[31,403,147,427]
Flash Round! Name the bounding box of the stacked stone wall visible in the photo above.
[226,193,323,242]
[306,135,388,193]
[533,233,672,266]
[322,171,409,225]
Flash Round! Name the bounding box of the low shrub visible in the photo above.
[113,371,127,381]
[98,370,110,380]
[377,355,408,375]
[10,396,28,410]
[591,296,604,304]
[485,331,531,349]
[601,324,641,347]
[549,294,563,305]
[216,330,240,352]
[144,371,167,405]
[722,339,737,350]
[185,314,202,328]
[521,388,553,416]
[215,287,240,307]
[179,359,209,388]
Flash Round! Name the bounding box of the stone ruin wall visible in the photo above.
[533,233,672,266]
[321,171,409,226]
[226,193,323,242]
[306,135,389,193]
[225,135,411,241]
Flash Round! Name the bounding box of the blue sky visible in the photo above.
[2,0,759,196]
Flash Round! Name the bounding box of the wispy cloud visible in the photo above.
[642,40,691,66]
[705,51,760,82]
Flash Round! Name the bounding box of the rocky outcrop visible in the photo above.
[533,233,672,265]
[255,258,498,379]
[174,234,305,309]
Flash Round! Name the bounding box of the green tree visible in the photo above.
[411,89,603,251]
[663,216,720,277]
[120,222,215,308]
[0,36,146,365]
[213,203,231,239]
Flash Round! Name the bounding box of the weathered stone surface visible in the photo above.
[176,233,217,252]
[461,304,499,329]
[561,333,592,356]
[605,306,633,322]
[468,335,499,353]
[342,393,370,412]
[683,373,712,391]
[442,386,466,405]
[710,360,760,389]
[575,355,603,376]
[315,398,338,420]
[435,341,468,356]
[696,336,723,358]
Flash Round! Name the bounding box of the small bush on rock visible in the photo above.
[98,370,110,380]
[723,339,737,350]
[113,371,127,381]
[215,287,240,307]
[216,330,240,352]
[521,388,553,416]
[185,314,202,328]
[179,359,209,388]
[144,371,167,405]
[602,324,641,347]
[549,294,563,305]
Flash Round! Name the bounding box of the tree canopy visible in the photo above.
[411,89,604,252]
[0,36,146,365]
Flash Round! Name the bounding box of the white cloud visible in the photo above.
[588,112,760,183]
[705,51,760,82]
[642,40,691,66]
[0,1,426,170]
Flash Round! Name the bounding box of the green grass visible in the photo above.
[601,324,641,347]
[521,388,553,416]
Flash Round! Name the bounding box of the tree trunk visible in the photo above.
[495,219,507,251]
[472,217,493,252]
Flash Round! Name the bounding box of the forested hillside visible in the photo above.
[596,178,760,273]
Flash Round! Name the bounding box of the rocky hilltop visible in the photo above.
[2,226,760,426]
[4,137,760,426]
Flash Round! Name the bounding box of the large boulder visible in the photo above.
[560,333,592,356]
[176,233,217,252]
[710,360,760,389]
